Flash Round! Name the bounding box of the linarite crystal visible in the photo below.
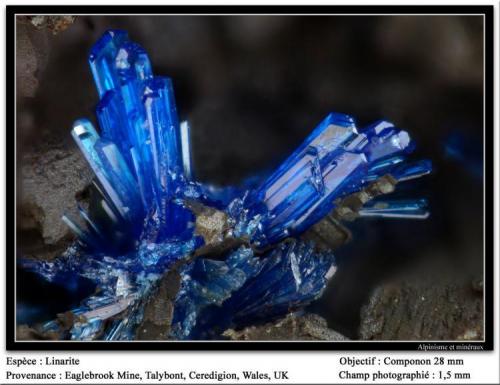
[18,30,432,340]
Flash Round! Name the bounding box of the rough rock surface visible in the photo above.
[23,16,76,35]
[359,271,483,341]
[17,324,60,340]
[223,313,348,341]
[19,146,92,256]
[135,268,182,340]
[303,175,397,251]
[16,22,49,98]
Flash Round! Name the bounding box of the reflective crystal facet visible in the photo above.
[248,114,420,246]
[359,199,430,219]
[171,241,336,339]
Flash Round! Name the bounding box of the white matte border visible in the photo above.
[0,1,498,384]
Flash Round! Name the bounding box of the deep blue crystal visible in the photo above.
[171,240,336,339]
[89,30,129,97]
[170,246,260,339]
[247,114,421,246]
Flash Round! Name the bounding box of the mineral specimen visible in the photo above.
[18,30,432,341]
[170,241,336,339]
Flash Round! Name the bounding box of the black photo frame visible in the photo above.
[6,5,494,351]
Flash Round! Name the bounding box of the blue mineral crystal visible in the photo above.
[171,241,336,339]
[358,199,430,219]
[18,30,432,341]
[170,246,260,339]
[246,115,429,246]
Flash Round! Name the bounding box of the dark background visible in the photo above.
[16,15,485,339]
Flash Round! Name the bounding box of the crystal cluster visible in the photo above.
[170,241,336,339]
[19,30,432,341]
